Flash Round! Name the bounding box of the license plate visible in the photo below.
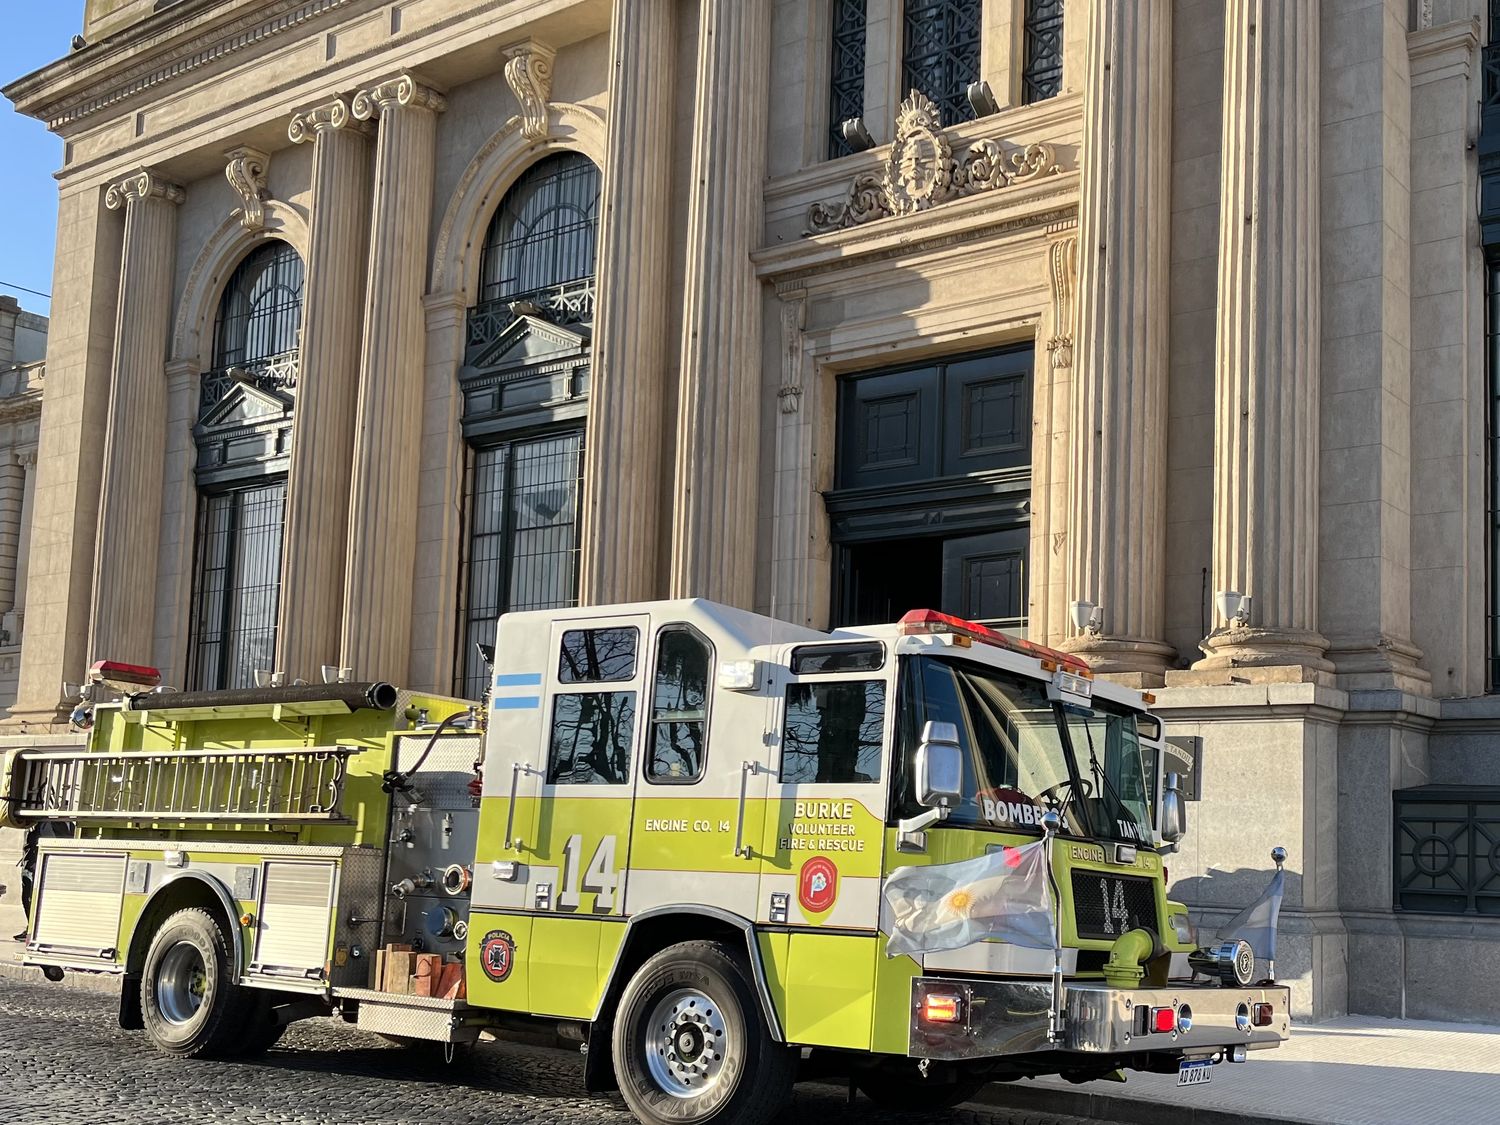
[1177,1059,1214,1087]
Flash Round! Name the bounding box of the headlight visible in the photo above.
[1188,939,1256,987]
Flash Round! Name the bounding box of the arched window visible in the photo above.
[212,240,303,367]
[457,155,602,699]
[188,239,303,691]
[477,152,600,305]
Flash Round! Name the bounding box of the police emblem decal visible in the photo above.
[480,929,516,982]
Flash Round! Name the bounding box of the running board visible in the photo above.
[332,986,483,1044]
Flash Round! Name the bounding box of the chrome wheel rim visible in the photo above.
[157,941,208,1025]
[645,988,729,1099]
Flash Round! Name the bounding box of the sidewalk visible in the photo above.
[977,1015,1500,1125]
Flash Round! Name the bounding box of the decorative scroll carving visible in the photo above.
[1047,235,1077,370]
[288,97,360,144]
[351,73,447,121]
[224,146,270,231]
[805,90,1065,235]
[105,169,185,210]
[778,292,806,414]
[502,40,557,141]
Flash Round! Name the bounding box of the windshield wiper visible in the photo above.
[1071,710,1146,843]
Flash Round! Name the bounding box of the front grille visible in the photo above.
[1071,870,1158,941]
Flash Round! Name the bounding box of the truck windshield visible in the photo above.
[900,655,1153,844]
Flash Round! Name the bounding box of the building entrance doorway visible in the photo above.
[829,347,1032,630]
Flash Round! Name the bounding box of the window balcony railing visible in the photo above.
[465,277,596,366]
[199,350,299,422]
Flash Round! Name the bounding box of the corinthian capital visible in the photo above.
[288,97,368,144]
[502,39,556,141]
[105,169,186,211]
[351,73,447,121]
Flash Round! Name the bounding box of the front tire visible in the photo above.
[140,907,251,1058]
[612,940,794,1125]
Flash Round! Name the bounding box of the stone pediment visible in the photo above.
[197,380,289,431]
[469,314,589,371]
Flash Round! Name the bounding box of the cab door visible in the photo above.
[523,614,648,1018]
[755,643,894,1049]
[622,622,769,920]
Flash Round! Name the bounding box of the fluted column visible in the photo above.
[1197,1,1328,672]
[88,170,183,665]
[337,75,445,683]
[0,456,26,613]
[669,0,771,606]
[1061,0,1174,682]
[280,98,372,682]
[577,0,677,605]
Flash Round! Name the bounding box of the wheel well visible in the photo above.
[584,910,771,1093]
[125,877,240,977]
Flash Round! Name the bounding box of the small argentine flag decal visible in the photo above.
[492,672,542,710]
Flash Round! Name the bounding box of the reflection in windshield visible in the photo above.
[905,657,1153,844]
[1060,705,1153,844]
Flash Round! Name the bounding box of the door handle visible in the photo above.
[504,762,539,851]
[733,760,765,861]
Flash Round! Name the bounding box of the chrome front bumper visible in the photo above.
[910,977,1291,1062]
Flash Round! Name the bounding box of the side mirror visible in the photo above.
[915,720,962,809]
[1160,771,1187,845]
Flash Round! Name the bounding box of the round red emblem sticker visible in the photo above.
[480,929,516,983]
[798,856,839,915]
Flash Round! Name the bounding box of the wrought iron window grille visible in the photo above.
[828,0,868,158]
[902,0,983,127]
[1394,787,1500,917]
[1021,0,1065,105]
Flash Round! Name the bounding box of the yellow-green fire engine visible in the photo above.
[2,601,1290,1124]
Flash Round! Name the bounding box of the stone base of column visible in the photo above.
[0,703,75,732]
[1175,625,1334,685]
[1057,636,1175,686]
[1325,635,1431,695]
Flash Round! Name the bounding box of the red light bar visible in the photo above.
[898,610,1092,675]
[88,660,162,690]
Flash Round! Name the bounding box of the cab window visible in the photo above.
[558,626,638,682]
[547,692,636,784]
[779,680,885,784]
[646,627,712,783]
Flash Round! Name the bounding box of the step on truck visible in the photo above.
[2,601,1290,1124]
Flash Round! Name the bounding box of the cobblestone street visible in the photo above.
[0,978,1092,1125]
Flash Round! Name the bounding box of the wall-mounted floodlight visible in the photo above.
[1215,590,1252,627]
[966,79,1000,118]
[840,117,876,153]
[1069,600,1104,636]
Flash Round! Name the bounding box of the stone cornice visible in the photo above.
[4,0,360,132]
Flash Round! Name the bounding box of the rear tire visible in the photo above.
[612,940,794,1125]
[857,1067,987,1111]
[140,907,252,1058]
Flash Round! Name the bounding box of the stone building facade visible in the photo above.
[0,298,45,711]
[3,0,1498,1020]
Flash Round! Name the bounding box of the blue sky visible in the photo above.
[0,8,81,318]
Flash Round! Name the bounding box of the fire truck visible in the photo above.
[1,601,1289,1124]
